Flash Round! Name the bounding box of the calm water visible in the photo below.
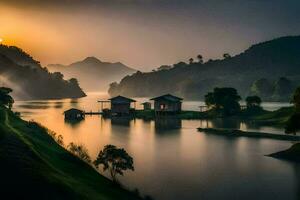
[14,93,299,200]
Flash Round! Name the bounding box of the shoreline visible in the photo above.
[197,127,300,141]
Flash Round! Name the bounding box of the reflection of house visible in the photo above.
[64,108,84,120]
[111,117,131,126]
[155,117,182,130]
[109,95,136,116]
[151,94,183,114]
[141,102,151,110]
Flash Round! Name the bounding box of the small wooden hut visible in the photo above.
[109,95,136,116]
[64,108,85,120]
[150,94,183,114]
[141,102,151,110]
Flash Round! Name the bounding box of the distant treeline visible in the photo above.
[109,36,300,102]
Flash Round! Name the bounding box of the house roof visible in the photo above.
[64,108,84,114]
[150,94,183,102]
[109,95,136,103]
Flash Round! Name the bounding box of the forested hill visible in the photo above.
[0,45,86,100]
[108,36,300,101]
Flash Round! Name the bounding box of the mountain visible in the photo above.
[0,45,86,100]
[108,36,300,101]
[47,57,136,92]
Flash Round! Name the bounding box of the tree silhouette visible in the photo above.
[0,87,14,109]
[285,87,300,134]
[197,54,203,64]
[189,58,194,64]
[223,53,231,59]
[291,87,300,111]
[205,87,241,116]
[93,145,134,182]
[285,113,300,135]
[246,96,262,108]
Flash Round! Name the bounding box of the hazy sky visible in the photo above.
[0,0,300,70]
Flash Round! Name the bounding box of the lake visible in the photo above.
[14,93,299,200]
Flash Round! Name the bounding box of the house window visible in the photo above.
[160,104,167,110]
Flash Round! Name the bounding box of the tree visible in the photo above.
[197,54,203,64]
[52,72,64,80]
[285,113,300,135]
[0,87,14,109]
[67,142,91,163]
[291,87,300,111]
[69,78,79,86]
[285,87,300,134]
[223,53,231,59]
[205,87,241,116]
[246,96,262,108]
[94,145,134,182]
[157,65,172,71]
[189,58,194,64]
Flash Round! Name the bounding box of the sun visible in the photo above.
[0,38,3,43]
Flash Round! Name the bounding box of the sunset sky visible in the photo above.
[0,0,300,70]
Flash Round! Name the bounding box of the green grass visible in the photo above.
[248,107,294,126]
[0,106,142,200]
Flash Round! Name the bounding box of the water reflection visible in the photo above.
[155,117,182,130]
[18,104,52,109]
[111,117,131,126]
[64,118,85,127]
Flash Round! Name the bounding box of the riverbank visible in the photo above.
[269,143,300,162]
[135,107,294,126]
[0,106,142,199]
[198,127,300,141]
[135,110,202,120]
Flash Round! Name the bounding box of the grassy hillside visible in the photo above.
[0,106,141,199]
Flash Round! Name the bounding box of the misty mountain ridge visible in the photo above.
[108,35,300,101]
[47,56,136,92]
[0,44,86,100]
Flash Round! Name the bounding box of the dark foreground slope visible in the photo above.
[0,106,140,200]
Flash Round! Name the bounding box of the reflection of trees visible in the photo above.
[70,98,79,106]
[292,163,300,199]
[18,104,51,110]
[209,119,241,129]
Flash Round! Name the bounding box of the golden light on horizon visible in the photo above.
[0,38,3,43]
